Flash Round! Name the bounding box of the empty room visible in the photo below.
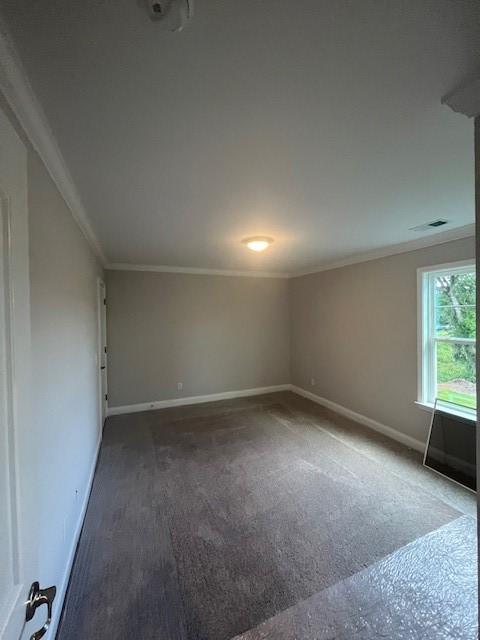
[0,2,479,639]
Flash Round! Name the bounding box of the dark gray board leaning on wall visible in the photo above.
[424,402,476,492]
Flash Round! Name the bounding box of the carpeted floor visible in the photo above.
[56,392,477,640]
[234,515,477,640]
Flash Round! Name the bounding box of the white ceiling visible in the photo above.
[2,0,480,273]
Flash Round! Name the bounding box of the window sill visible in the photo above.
[415,400,476,422]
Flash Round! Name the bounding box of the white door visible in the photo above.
[0,108,53,639]
[97,279,108,425]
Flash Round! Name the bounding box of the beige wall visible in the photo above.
[107,238,475,441]
[106,270,290,407]
[290,236,475,443]
[0,91,105,636]
[27,149,104,610]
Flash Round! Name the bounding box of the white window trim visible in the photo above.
[416,258,476,420]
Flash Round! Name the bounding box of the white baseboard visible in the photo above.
[48,383,423,639]
[106,384,291,417]
[290,385,425,452]
[108,383,424,453]
[47,432,102,639]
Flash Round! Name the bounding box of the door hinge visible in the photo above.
[104,298,107,305]
[105,394,108,401]
[104,346,107,354]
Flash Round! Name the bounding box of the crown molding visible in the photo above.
[0,22,107,265]
[105,263,290,278]
[106,224,474,279]
[0,19,474,273]
[291,223,475,278]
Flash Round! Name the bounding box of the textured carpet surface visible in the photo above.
[56,392,476,640]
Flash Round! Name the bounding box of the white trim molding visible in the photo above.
[106,224,474,279]
[105,263,290,279]
[0,22,107,265]
[415,400,476,422]
[107,383,425,454]
[0,18,474,276]
[107,384,291,416]
[290,385,424,453]
[416,258,476,416]
[292,224,475,277]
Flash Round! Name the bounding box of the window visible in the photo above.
[418,260,476,416]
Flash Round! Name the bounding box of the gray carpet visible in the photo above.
[234,515,478,640]
[56,392,475,640]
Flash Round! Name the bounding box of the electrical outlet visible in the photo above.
[311,378,316,386]
[177,382,183,391]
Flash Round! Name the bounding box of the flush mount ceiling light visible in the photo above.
[242,236,274,252]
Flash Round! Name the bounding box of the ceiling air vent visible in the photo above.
[409,219,449,232]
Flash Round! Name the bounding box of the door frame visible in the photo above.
[0,106,32,640]
[97,278,107,428]
[0,183,23,640]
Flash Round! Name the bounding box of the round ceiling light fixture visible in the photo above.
[242,236,274,252]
